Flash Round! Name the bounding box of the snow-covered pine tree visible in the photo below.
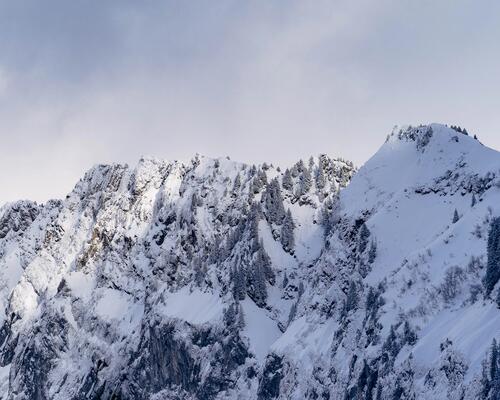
[344,281,359,314]
[403,320,417,346]
[308,156,314,169]
[193,256,205,286]
[453,209,460,223]
[493,374,500,400]
[382,325,400,360]
[491,339,498,383]
[281,209,295,254]
[365,285,385,322]
[252,169,267,194]
[237,303,245,329]
[190,193,201,212]
[231,265,238,298]
[321,195,341,237]
[484,217,500,296]
[248,164,256,176]
[248,259,267,307]
[290,162,300,178]
[298,166,312,197]
[358,222,371,254]
[287,301,297,326]
[282,168,293,191]
[315,162,326,190]
[298,281,304,297]
[481,339,500,399]
[391,354,416,400]
[209,234,223,265]
[224,303,237,328]
[256,242,275,285]
[232,265,246,301]
[232,173,241,195]
[472,193,477,207]
[262,178,285,225]
[225,219,245,255]
[480,358,491,399]
[368,240,377,264]
[249,202,262,253]
[282,272,288,288]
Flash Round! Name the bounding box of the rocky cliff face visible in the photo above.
[0,124,499,400]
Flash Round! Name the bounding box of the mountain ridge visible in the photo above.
[0,123,498,399]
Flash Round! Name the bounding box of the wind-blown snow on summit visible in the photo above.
[0,124,499,399]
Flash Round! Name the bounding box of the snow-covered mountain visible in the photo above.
[0,124,498,399]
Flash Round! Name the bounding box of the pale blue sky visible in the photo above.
[1,1,500,203]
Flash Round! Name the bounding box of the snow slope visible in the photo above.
[274,124,500,399]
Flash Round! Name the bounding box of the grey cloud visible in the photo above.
[0,0,500,203]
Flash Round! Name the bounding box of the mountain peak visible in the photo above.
[387,123,480,150]
[342,122,500,219]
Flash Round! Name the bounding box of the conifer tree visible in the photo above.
[237,303,245,329]
[298,281,305,298]
[491,339,498,381]
[297,159,306,173]
[481,358,491,399]
[345,281,359,313]
[281,209,295,253]
[224,303,237,327]
[251,261,267,307]
[252,169,267,194]
[368,240,377,264]
[298,167,312,196]
[452,209,460,224]
[315,162,326,190]
[232,173,241,194]
[282,168,293,191]
[256,243,275,284]
[472,193,477,207]
[358,223,371,254]
[262,178,285,225]
[249,202,262,252]
[484,217,500,296]
[382,325,400,358]
[481,339,500,400]
[282,272,289,288]
[193,257,205,286]
[403,321,417,346]
[232,265,246,301]
[231,266,239,299]
[287,301,297,326]
[191,193,201,212]
[308,156,314,169]
[365,286,383,320]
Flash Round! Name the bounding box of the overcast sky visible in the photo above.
[1,1,500,204]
